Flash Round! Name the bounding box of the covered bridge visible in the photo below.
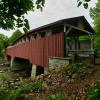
[6,16,95,77]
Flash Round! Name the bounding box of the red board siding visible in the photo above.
[6,33,64,67]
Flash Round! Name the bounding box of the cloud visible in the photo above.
[25,0,97,29]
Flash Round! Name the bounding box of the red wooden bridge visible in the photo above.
[6,16,94,70]
[6,33,64,67]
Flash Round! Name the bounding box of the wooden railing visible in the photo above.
[68,50,94,56]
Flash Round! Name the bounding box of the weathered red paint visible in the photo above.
[6,33,64,67]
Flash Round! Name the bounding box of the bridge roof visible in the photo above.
[27,16,94,34]
[13,16,94,44]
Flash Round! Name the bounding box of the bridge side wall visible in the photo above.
[6,33,64,68]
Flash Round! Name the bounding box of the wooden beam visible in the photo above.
[64,24,66,57]
[65,27,72,36]
[66,24,93,35]
[90,35,94,50]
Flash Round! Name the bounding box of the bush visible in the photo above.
[67,63,81,74]
[0,89,9,100]
[0,72,13,100]
[66,63,95,78]
[6,79,44,100]
[0,72,12,82]
[32,78,44,92]
[86,82,100,100]
[47,92,67,100]
[6,83,31,100]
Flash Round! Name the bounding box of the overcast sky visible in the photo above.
[0,0,97,37]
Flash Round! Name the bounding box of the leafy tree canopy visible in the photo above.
[0,34,9,52]
[0,0,45,30]
[9,29,23,43]
[90,0,100,51]
[77,0,91,9]
[90,0,100,34]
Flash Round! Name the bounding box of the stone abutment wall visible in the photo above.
[49,57,70,71]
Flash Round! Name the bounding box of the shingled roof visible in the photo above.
[13,16,94,44]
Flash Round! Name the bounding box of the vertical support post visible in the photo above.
[64,24,66,33]
[74,37,78,62]
[90,35,94,50]
[74,37,77,51]
[74,36,79,51]
[10,57,15,70]
[90,35,95,64]
[64,23,66,57]
[73,36,79,63]
[31,65,37,79]
[44,67,48,74]
[78,36,80,50]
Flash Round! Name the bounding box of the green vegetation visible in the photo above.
[0,71,12,100]
[0,29,23,60]
[9,29,23,43]
[0,77,44,100]
[0,62,99,100]
[0,0,45,30]
[0,34,9,59]
[66,63,95,79]
[87,82,100,100]
[90,0,100,52]
[79,36,90,41]
[77,0,91,9]
[6,83,32,100]
[0,34,9,49]
[0,89,9,100]
[47,92,67,100]
[0,72,12,82]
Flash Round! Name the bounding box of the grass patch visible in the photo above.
[86,81,100,100]
[0,72,12,81]
[47,92,67,100]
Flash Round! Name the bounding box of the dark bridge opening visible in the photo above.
[36,66,44,76]
[11,57,32,77]
[7,55,11,61]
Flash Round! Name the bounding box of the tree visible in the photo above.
[90,0,100,33]
[77,0,91,9]
[0,0,45,30]
[9,29,23,43]
[0,34,9,59]
[90,0,100,51]
[0,34,9,49]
